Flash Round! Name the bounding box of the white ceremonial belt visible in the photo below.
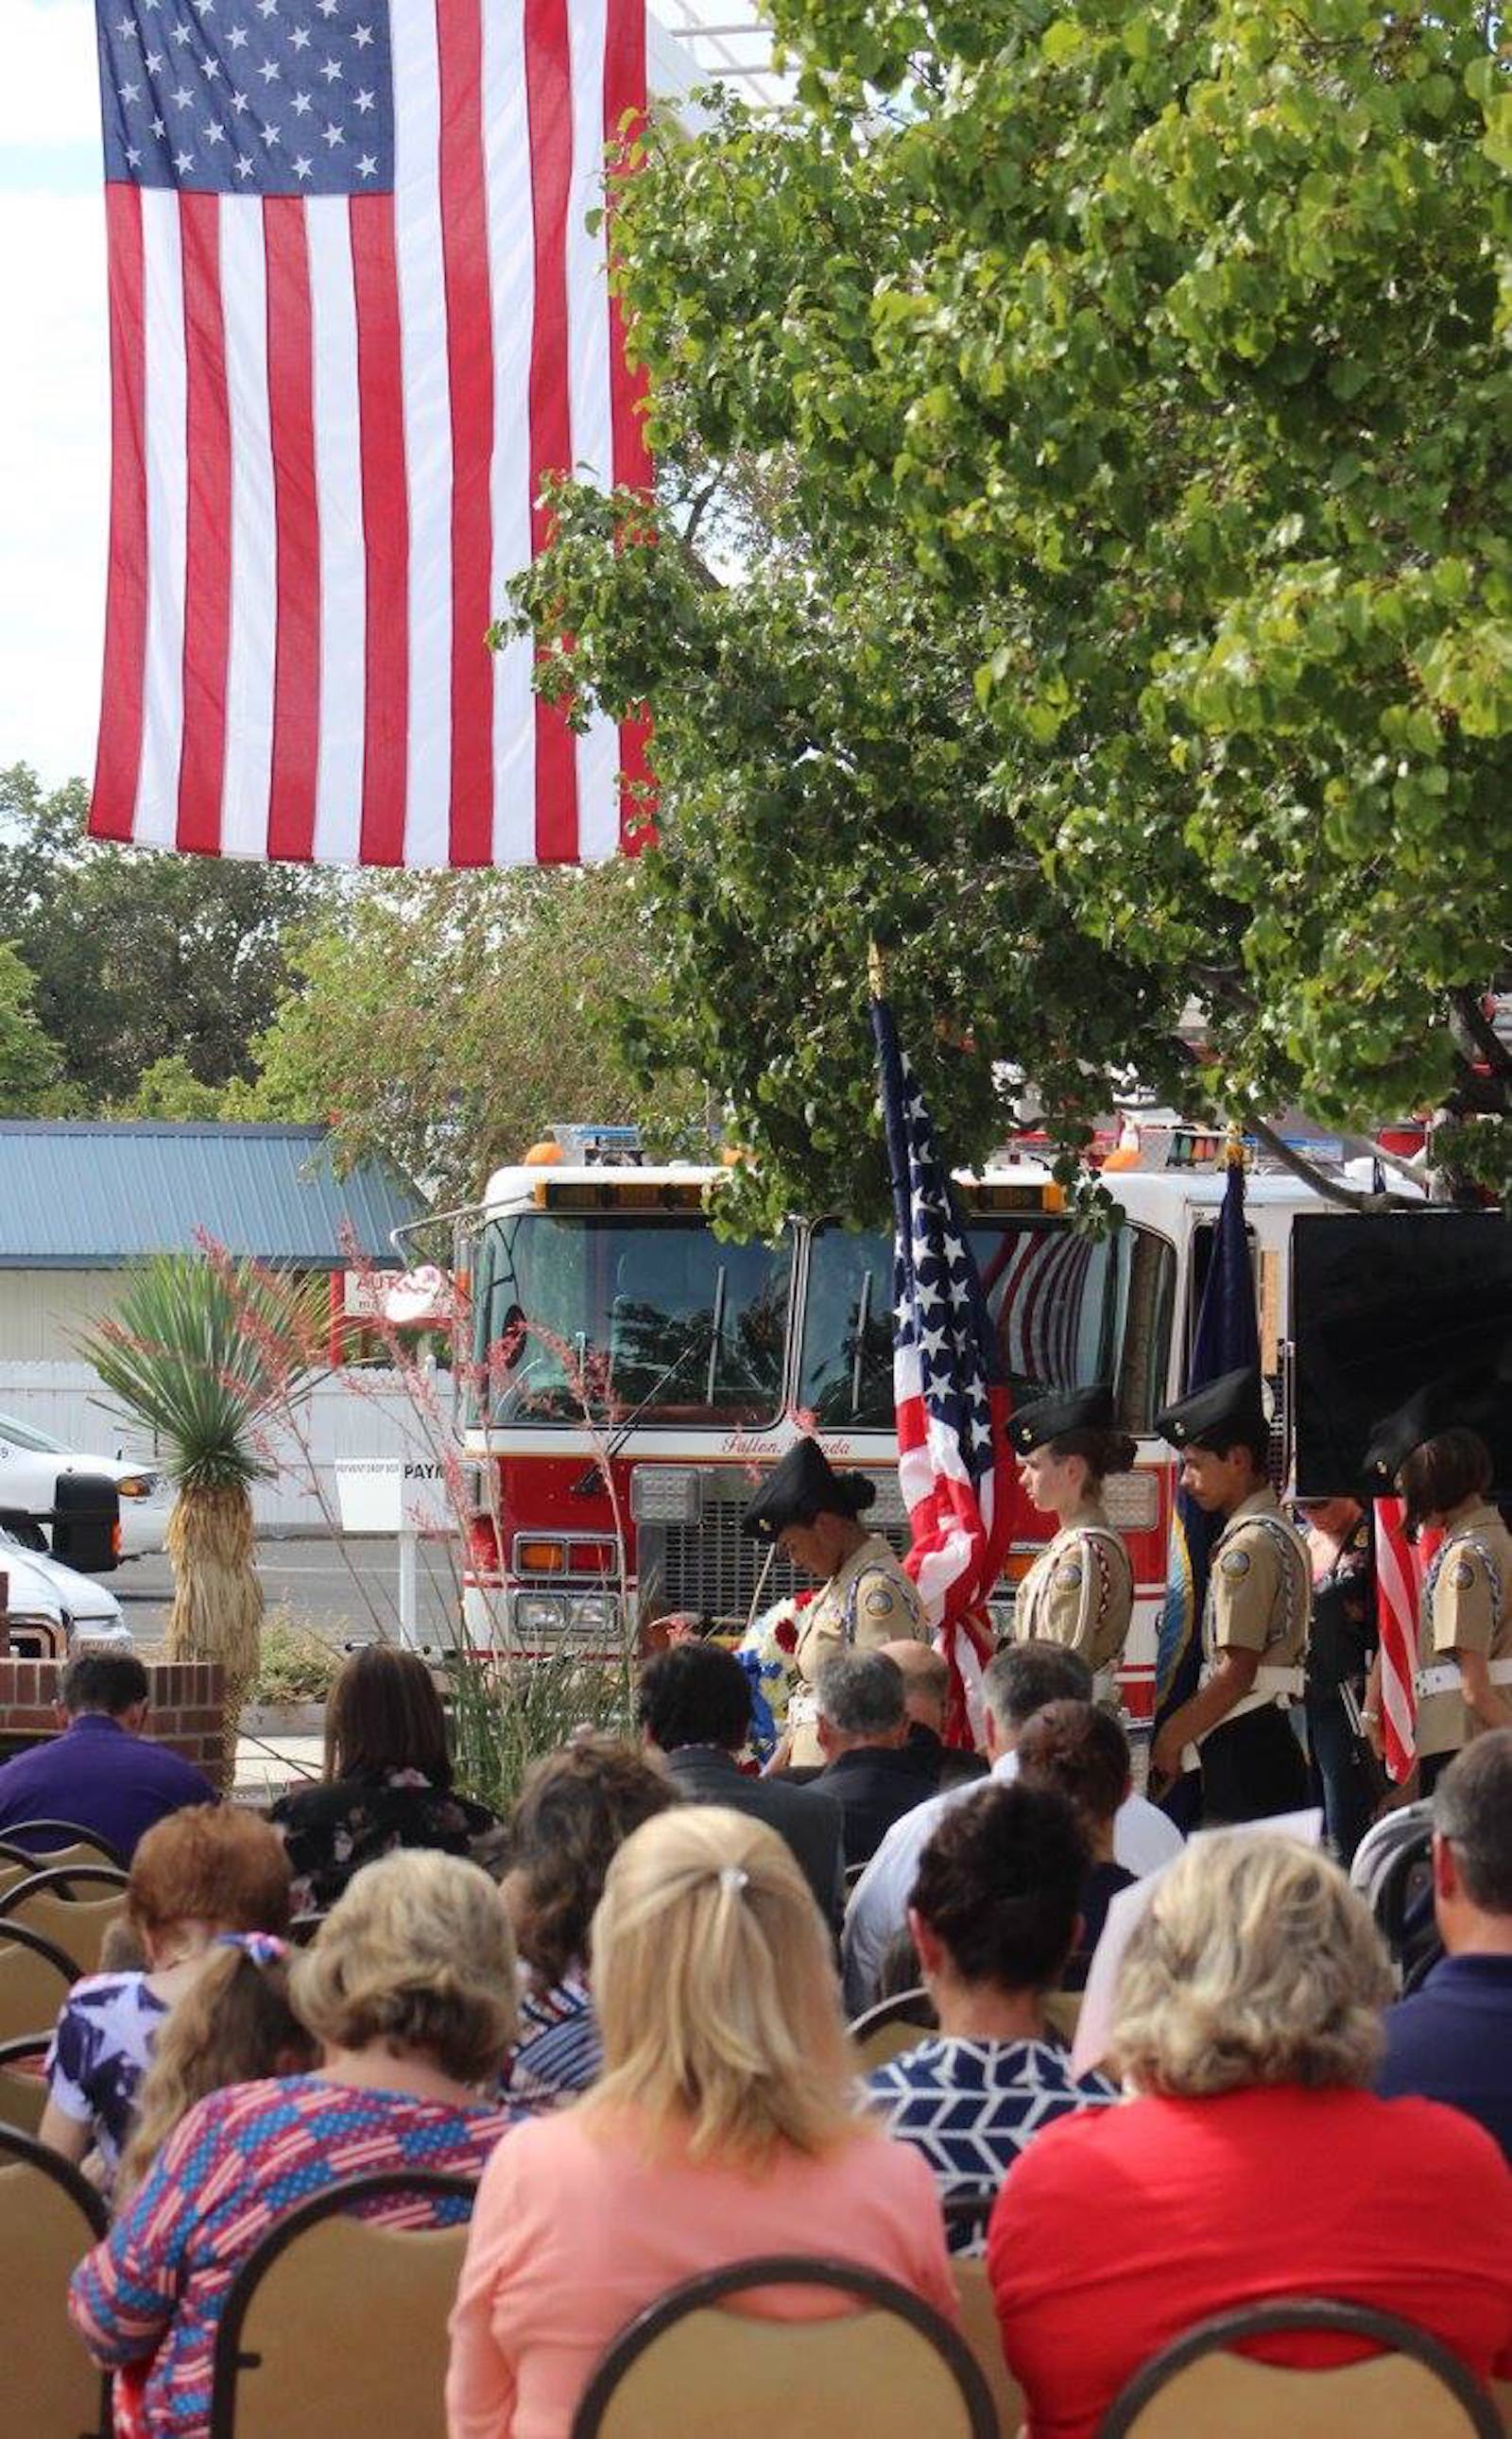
[1091,1667,1119,1707]
[1414,1657,1512,1700]
[787,1689,819,1727]
[1191,1664,1305,1757]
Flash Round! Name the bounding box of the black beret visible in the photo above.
[1364,1365,1502,1485]
[1156,1365,1266,1454]
[1008,1383,1116,1457]
[740,1437,875,1542]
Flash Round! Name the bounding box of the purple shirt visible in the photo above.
[0,1713,216,1861]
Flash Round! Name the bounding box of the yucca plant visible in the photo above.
[79,1252,325,1758]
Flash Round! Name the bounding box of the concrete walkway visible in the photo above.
[233,1728,323,1805]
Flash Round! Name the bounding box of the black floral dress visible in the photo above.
[269,1767,504,1913]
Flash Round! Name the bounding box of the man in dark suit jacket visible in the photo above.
[638,1643,845,1927]
[808,1651,941,1867]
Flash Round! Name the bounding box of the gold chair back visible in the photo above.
[0,1928,77,2044]
[0,2126,109,2439]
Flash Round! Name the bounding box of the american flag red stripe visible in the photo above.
[89,0,649,867]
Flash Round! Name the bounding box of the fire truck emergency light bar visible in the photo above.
[533,1179,712,1211]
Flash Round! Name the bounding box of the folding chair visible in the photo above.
[0,1868,129,1975]
[570,2254,997,2439]
[0,2121,110,2439]
[847,1985,937,2070]
[208,2169,478,2439]
[1097,2295,1502,2439]
[0,1824,129,1872]
[0,1920,80,2041]
[942,2198,1025,2439]
[0,2033,54,2135]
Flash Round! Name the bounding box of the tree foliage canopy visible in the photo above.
[0,764,329,1108]
[508,0,1511,1228]
[239,860,709,1202]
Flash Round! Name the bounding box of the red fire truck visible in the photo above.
[452,1122,1361,1715]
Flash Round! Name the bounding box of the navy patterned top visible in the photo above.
[44,1971,169,2180]
[69,2074,519,2439]
[868,2036,1119,2250]
[500,1970,602,2110]
[269,1767,503,1913]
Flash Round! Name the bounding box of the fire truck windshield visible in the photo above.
[469,1213,795,1426]
[799,1218,1177,1431]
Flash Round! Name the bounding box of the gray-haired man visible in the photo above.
[809,1650,940,1869]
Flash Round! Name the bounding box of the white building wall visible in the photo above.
[0,1272,125,1363]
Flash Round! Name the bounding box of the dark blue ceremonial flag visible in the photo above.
[1153,1152,1258,1814]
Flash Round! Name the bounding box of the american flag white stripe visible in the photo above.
[219,198,279,860]
[90,0,649,867]
[1374,1498,1444,1784]
[308,198,369,865]
[482,0,538,866]
[392,0,452,867]
[138,188,188,849]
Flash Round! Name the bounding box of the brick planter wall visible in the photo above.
[0,1658,228,1780]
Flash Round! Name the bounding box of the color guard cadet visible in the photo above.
[1007,1384,1136,1702]
[1149,1365,1310,1822]
[743,1438,927,1768]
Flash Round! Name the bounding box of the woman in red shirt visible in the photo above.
[988,1834,1512,2439]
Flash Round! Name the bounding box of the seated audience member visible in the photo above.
[0,1652,216,1860]
[810,1651,940,1866]
[499,1738,680,2108]
[843,1640,1181,2013]
[1378,1729,1512,2157]
[988,1836,1512,2439]
[868,1781,1117,2243]
[71,1851,523,2439]
[38,1804,291,2190]
[446,1806,957,2439]
[115,1933,315,2204]
[879,1639,989,1793]
[270,1644,502,1912]
[1014,1701,1137,1988]
[637,1642,845,1926]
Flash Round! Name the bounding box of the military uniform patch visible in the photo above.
[1452,1559,1478,1589]
[863,1583,896,1619]
[1055,1562,1084,1589]
[1220,1548,1251,1579]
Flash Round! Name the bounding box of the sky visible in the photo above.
[0,0,777,800]
[1,0,110,790]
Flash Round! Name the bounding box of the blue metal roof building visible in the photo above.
[0,1123,429,1360]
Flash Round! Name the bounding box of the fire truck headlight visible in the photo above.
[567,1593,619,1635]
[513,1591,569,1637]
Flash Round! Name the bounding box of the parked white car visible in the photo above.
[0,1411,171,1563]
[0,1525,131,1647]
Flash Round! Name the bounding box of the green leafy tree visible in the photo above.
[240,859,709,1203]
[507,0,1511,1225]
[0,765,332,1107]
[0,937,62,1113]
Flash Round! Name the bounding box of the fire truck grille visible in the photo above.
[645,1470,911,1628]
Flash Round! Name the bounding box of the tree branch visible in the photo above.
[1242,1110,1418,1211]
[1449,987,1512,1082]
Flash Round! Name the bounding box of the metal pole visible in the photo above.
[398,1529,420,1650]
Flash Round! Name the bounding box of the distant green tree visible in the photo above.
[125,1054,232,1121]
[0,765,331,1107]
[240,859,709,1201]
[0,938,61,1113]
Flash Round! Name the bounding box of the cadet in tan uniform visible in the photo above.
[742,1437,926,1767]
[1363,1385,1512,1797]
[1008,1384,1136,1701]
[1149,1365,1310,1823]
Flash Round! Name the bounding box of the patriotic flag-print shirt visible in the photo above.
[69,2073,519,2439]
[44,1970,169,2181]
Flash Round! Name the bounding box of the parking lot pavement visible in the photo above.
[114,1532,462,1650]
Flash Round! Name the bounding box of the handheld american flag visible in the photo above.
[871,995,1016,1743]
[1374,1497,1442,1784]
[89,0,650,867]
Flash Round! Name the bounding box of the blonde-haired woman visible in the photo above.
[71,1852,524,2439]
[987,1836,1512,2439]
[447,1806,957,2439]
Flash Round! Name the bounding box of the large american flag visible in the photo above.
[89,0,650,866]
[1374,1497,1443,1783]
[871,996,1016,1742]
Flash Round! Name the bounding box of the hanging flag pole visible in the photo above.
[868,961,1016,1745]
[1152,1125,1259,1826]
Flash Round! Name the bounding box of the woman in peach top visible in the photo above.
[446,1804,957,2439]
